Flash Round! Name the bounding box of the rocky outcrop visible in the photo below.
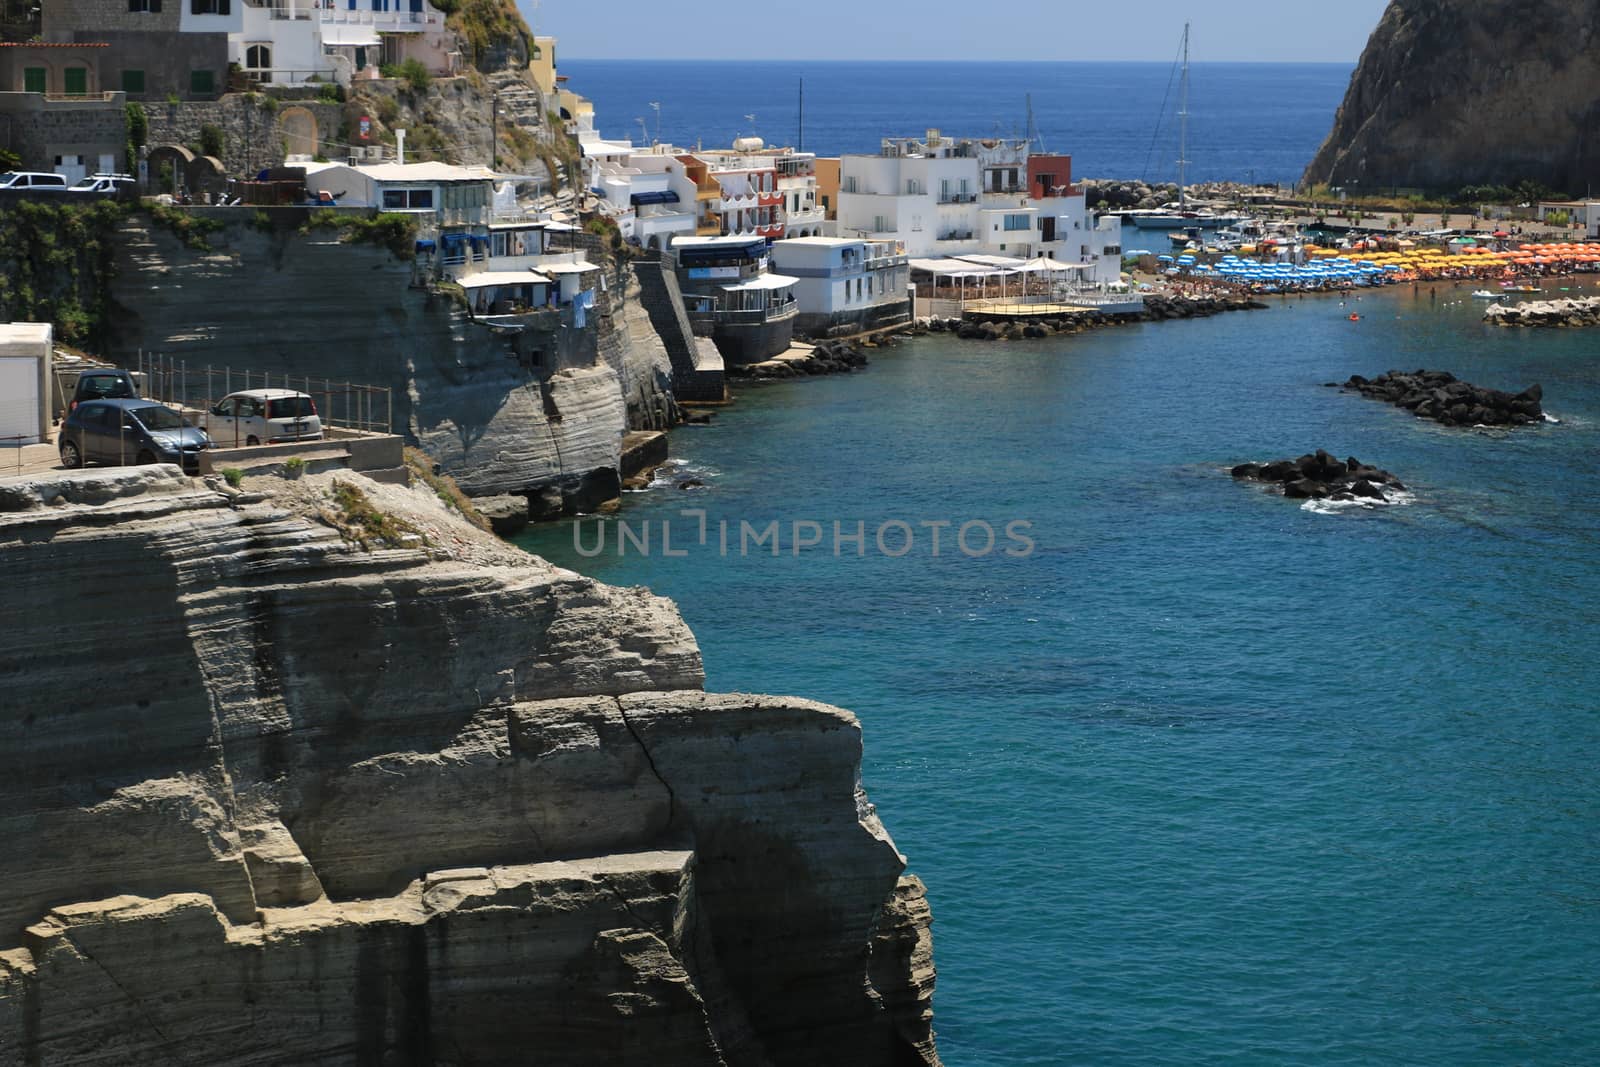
[1231,449,1407,502]
[1485,296,1600,327]
[107,214,678,513]
[1304,0,1600,192]
[730,340,870,380]
[1342,369,1544,426]
[0,466,939,1065]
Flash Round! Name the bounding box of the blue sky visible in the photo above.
[523,1,1393,63]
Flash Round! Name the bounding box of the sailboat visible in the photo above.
[1117,23,1238,232]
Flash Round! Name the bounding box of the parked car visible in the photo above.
[203,389,323,447]
[0,171,68,191]
[58,399,211,474]
[69,174,137,197]
[66,368,140,416]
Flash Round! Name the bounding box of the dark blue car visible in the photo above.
[58,399,212,475]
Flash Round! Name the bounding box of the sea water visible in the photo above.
[559,60,1353,186]
[520,284,1600,1065]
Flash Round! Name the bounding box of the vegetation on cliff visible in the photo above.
[299,208,419,260]
[0,200,130,346]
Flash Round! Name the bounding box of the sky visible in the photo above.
[522,0,1393,63]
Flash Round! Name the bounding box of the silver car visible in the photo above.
[204,389,324,447]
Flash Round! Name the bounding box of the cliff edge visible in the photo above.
[0,466,938,1065]
[1303,0,1600,193]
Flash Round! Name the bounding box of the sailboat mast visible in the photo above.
[1177,22,1190,210]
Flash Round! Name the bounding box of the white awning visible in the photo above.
[1019,257,1095,272]
[580,139,635,158]
[720,273,799,291]
[955,254,1027,269]
[458,270,552,288]
[321,25,382,47]
[908,258,1005,278]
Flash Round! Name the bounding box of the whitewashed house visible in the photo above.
[769,237,911,337]
[591,149,698,249]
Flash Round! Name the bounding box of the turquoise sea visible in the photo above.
[522,284,1600,1065]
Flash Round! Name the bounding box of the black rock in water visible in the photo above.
[1342,369,1543,427]
[1231,449,1406,503]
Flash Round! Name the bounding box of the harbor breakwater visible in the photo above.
[1485,296,1600,327]
[919,294,1267,342]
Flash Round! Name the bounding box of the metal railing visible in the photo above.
[938,193,978,204]
[136,353,394,440]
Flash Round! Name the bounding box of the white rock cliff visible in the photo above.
[0,467,939,1065]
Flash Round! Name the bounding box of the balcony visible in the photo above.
[318,6,440,31]
[937,231,974,242]
[938,193,978,204]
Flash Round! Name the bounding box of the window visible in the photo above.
[1003,213,1030,231]
[191,0,230,12]
[122,70,145,94]
[23,68,45,94]
[128,0,162,10]
[381,187,434,209]
[63,68,87,96]
[190,70,215,95]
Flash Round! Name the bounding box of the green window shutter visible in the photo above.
[190,70,215,95]
[64,68,87,96]
[23,68,45,94]
[122,70,146,94]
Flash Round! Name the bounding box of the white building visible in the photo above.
[232,0,454,87]
[769,236,911,337]
[301,161,496,224]
[590,148,698,248]
[838,130,1122,285]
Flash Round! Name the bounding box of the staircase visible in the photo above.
[633,257,726,402]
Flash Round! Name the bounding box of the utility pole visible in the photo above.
[491,93,498,170]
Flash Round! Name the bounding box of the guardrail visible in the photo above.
[135,353,394,437]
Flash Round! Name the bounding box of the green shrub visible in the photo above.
[326,480,425,549]
[316,82,344,104]
[257,93,279,113]
[283,456,306,476]
[221,468,244,488]
[198,124,226,158]
[380,58,431,93]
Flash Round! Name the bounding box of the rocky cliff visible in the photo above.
[1303,0,1600,193]
[0,465,939,1065]
[107,213,676,512]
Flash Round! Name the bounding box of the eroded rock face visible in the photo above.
[1304,0,1600,191]
[0,468,939,1065]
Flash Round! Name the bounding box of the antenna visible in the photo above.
[1027,93,1045,153]
[649,100,661,144]
[798,77,804,152]
[1177,21,1190,209]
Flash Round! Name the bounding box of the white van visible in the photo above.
[69,174,137,196]
[0,172,68,191]
[204,389,324,447]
